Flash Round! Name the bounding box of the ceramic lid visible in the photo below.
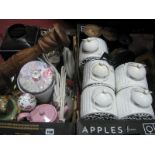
[29,104,58,122]
[92,62,109,78]
[127,63,146,80]
[92,88,113,107]
[82,37,99,53]
[131,88,152,108]
[17,93,37,111]
[18,61,55,93]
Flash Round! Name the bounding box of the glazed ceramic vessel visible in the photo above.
[79,37,108,66]
[115,62,148,92]
[17,61,55,103]
[17,93,37,111]
[17,104,68,123]
[17,104,58,122]
[82,60,115,90]
[80,85,117,120]
[116,87,154,120]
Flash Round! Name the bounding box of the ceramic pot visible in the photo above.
[17,93,37,111]
[82,60,115,90]
[17,104,68,123]
[115,62,148,92]
[80,85,117,120]
[17,61,55,103]
[116,87,154,120]
[79,37,108,66]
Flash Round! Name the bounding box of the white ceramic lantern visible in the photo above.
[80,85,117,120]
[17,61,55,103]
[115,62,148,92]
[116,87,154,120]
[79,37,108,66]
[82,60,115,90]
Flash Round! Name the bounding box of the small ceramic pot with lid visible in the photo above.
[17,61,55,103]
[116,87,154,120]
[82,60,115,90]
[115,62,148,92]
[79,37,108,66]
[80,85,117,120]
[17,93,37,112]
[17,104,68,123]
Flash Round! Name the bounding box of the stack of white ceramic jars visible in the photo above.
[115,62,155,120]
[79,37,118,120]
[79,37,155,121]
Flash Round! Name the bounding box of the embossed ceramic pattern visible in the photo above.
[17,93,37,111]
[82,60,115,90]
[115,62,148,92]
[79,37,108,66]
[17,61,55,103]
[80,85,117,119]
[116,87,154,119]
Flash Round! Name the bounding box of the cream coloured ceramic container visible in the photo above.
[80,85,117,120]
[115,62,148,92]
[17,61,55,103]
[82,60,115,90]
[116,87,154,120]
[79,37,108,67]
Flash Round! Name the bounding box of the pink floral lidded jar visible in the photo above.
[17,61,55,103]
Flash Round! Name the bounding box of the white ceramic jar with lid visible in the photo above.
[115,62,148,92]
[82,60,115,90]
[80,85,117,120]
[116,87,154,120]
[79,37,108,66]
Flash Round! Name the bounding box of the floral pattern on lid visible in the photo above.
[18,61,55,93]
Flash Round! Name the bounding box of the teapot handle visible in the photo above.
[17,112,29,121]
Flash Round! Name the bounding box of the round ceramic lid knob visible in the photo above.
[92,63,109,78]
[39,111,45,116]
[131,89,152,108]
[127,63,146,80]
[32,70,41,81]
[82,38,99,53]
[93,90,113,107]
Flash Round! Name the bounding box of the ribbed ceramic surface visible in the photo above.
[80,85,117,119]
[82,60,115,90]
[115,62,148,92]
[79,37,108,66]
[116,87,155,119]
